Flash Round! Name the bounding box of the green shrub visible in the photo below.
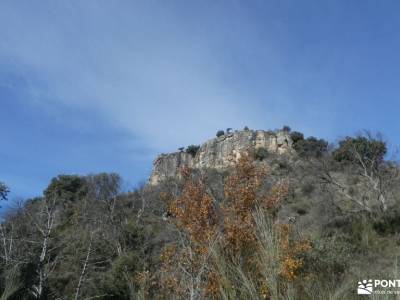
[44,175,87,202]
[294,137,328,158]
[290,131,328,158]
[254,147,269,161]
[301,182,315,196]
[302,235,353,284]
[290,131,304,143]
[0,182,9,201]
[278,160,290,169]
[290,198,311,215]
[296,207,308,215]
[186,145,200,157]
[373,209,400,235]
[216,130,225,137]
[282,125,291,132]
[333,136,387,166]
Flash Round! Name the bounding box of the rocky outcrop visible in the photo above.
[149,129,293,185]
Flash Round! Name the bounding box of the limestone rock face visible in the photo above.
[149,152,195,185]
[149,129,293,185]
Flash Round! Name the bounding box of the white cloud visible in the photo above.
[0,0,345,155]
[0,1,260,151]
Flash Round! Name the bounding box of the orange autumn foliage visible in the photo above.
[160,169,218,297]
[278,223,312,281]
[160,154,311,299]
[222,154,290,255]
[168,169,217,244]
[222,156,265,252]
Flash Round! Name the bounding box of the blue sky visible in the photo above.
[1,1,400,200]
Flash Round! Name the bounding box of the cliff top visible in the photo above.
[149,128,293,184]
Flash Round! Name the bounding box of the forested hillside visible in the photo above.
[0,129,399,299]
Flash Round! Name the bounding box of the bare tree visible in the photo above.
[319,132,398,214]
[0,222,14,265]
[74,232,94,300]
[27,195,58,299]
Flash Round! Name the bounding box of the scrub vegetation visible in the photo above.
[0,130,399,299]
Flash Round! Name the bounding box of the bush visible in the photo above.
[44,175,87,202]
[186,145,200,157]
[278,159,290,169]
[216,130,225,137]
[293,137,328,158]
[254,147,269,161]
[333,136,387,166]
[296,207,308,215]
[373,209,400,235]
[301,182,315,196]
[282,125,291,132]
[290,131,304,144]
[0,182,9,201]
[290,200,310,215]
[161,156,307,299]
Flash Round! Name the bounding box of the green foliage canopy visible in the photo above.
[216,130,225,137]
[254,147,269,161]
[293,136,328,158]
[44,175,87,202]
[186,145,200,157]
[290,131,304,144]
[0,182,9,201]
[333,136,387,167]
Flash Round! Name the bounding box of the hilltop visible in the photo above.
[150,128,293,184]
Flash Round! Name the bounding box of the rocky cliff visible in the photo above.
[149,129,293,185]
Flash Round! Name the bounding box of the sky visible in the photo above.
[1,0,400,200]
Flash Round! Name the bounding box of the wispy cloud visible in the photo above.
[0,1,270,151]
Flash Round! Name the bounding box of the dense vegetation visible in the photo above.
[1,130,400,299]
[185,145,201,157]
[216,130,225,137]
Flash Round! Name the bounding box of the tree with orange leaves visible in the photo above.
[160,154,311,299]
[219,153,310,299]
[160,168,219,300]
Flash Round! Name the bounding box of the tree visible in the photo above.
[294,136,328,158]
[333,135,387,168]
[321,133,393,213]
[0,173,155,299]
[216,130,224,137]
[30,192,59,298]
[0,182,9,201]
[186,145,200,157]
[74,231,94,300]
[290,131,304,144]
[161,154,310,299]
[44,175,87,202]
[85,173,121,216]
[161,170,218,299]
